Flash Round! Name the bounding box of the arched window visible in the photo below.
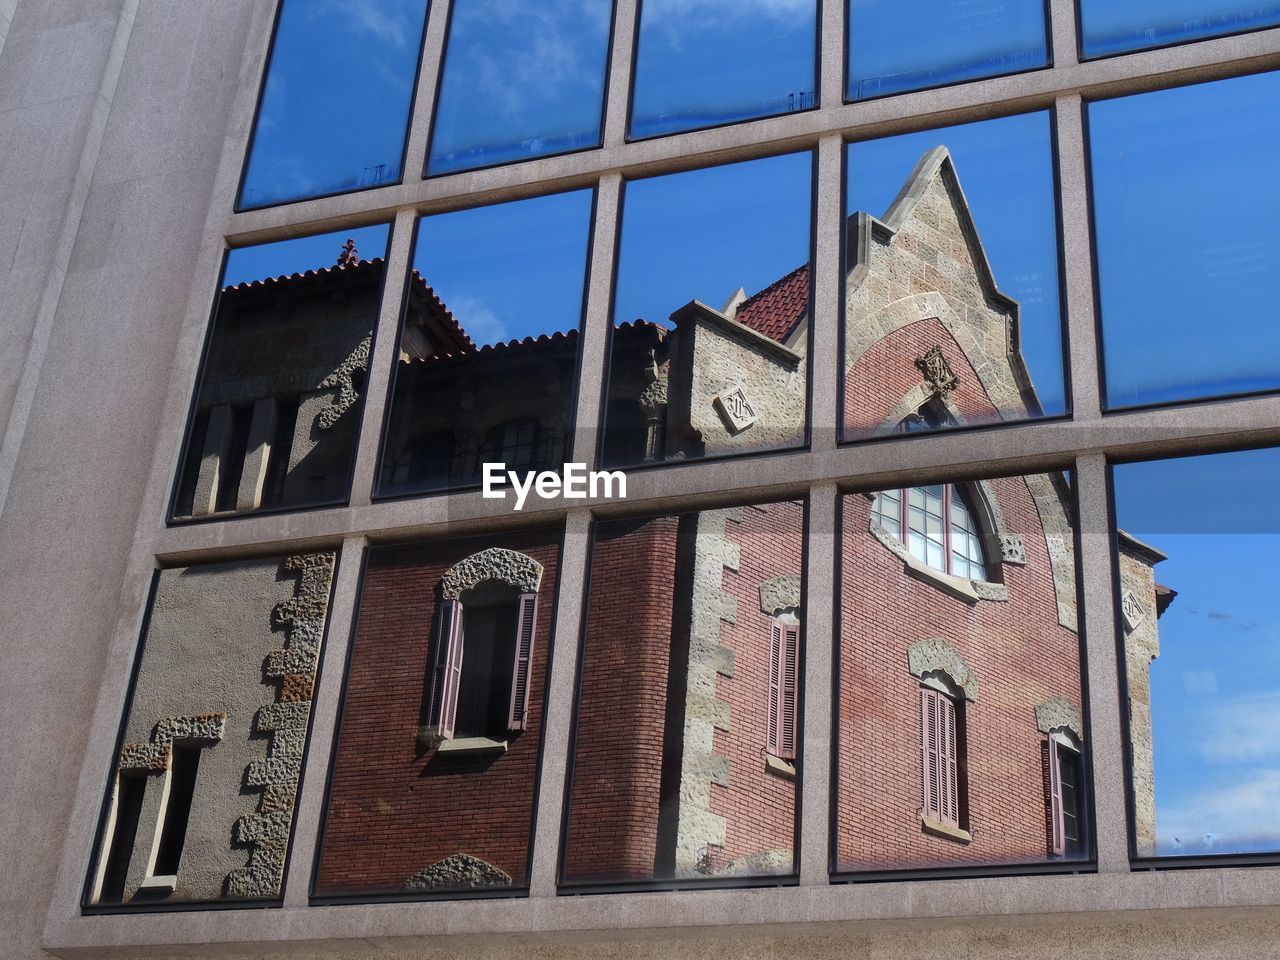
[871,483,989,581]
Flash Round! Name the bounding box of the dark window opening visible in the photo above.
[100,775,146,903]
[603,399,649,467]
[1059,745,1084,857]
[153,744,201,878]
[387,429,456,491]
[214,405,254,514]
[480,418,548,478]
[455,599,518,740]
[260,396,299,508]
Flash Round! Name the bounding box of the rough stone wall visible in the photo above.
[668,313,805,458]
[844,154,1035,437]
[562,516,680,882]
[837,476,1082,871]
[101,552,332,903]
[703,501,803,875]
[1119,548,1162,858]
[316,529,560,892]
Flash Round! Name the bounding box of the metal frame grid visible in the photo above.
[41,0,1280,953]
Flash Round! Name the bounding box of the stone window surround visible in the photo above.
[38,0,1280,952]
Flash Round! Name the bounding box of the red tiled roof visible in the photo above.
[733,263,809,343]
[221,257,385,295]
[407,269,474,353]
[401,328,577,368]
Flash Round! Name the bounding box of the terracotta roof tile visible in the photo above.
[733,263,809,343]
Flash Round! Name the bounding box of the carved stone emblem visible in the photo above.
[714,384,758,433]
[1121,589,1146,632]
[1000,534,1026,565]
[915,346,959,395]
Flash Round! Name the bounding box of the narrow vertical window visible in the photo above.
[507,593,538,732]
[100,775,146,902]
[767,616,799,760]
[920,687,959,827]
[425,599,465,742]
[1048,735,1084,858]
[153,745,201,878]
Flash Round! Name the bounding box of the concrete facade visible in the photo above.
[2,1,1280,959]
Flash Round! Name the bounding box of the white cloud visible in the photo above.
[312,0,414,48]
[1194,691,1280,765]
[1158,768,1280,854]
[449,295,509,347]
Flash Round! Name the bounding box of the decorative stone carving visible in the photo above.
[758,575,802,615]
[713,383,758,433]
[118,713,226,772]
[907,637,978,702]
[717,847,793,878]
[225,551,335,899]
[1000,533,1027,565]
[405,854,512,890]
[1121,589,1146,632]
[440,547,544,600]
[915,345,959,395]
[1035,697,1083,739]
[316,333,371,430]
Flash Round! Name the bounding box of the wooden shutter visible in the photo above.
[425,599,464,742]
[920,687,959,826]
[507,592,539,731]
[767,620,783,756]
[1048,737,1065,856]
[779,621,799,760]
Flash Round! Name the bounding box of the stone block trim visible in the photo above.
[1024,473,1078,632]
[675,508,740,876]
[440,547,544,600]
[1035,697,1083,739]
[316,333,370,430]
[758,575,802,615]
[225,551,335,899]
[405,854,512,891]
[907,638,979,702]
[118,713,226,772]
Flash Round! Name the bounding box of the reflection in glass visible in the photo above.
[378,190,591,497]
[238,0,429,209]
[428,0,612,175]
[847,0,1047,101]
[1114,448,1280,858]
[172,226,389,521]
[563,501,804,885]
[1080,0,1280,58]
[1091,72,1280,409]
[630,0,816,139]
[601,153,811,468]
[88,552,337,906]
[837,471,1088,872]
[843,112,1064,440]
[317,531,559,896]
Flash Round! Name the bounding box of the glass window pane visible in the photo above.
[316,530,560,895]
[601,152,811,468]
[171,226,389,521]
[838,471,1086,873]
[378,190,591,497]
[1080,0,1280,58]
[427,0,611,175]
[843,111,1065,440]
[1090,72,1280,409]
[1114,447,1280,858]
[87,552,337,905]
[847,0,1048,101]
[629,0,817,140]
[238,0,429,209]
[563,500,804,886]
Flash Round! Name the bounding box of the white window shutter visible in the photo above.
[507,592,538,731]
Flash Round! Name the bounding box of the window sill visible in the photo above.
[765,753,796,779]
[869,523,1007,605]
[921,814,971,844]
[434,736,508,757]
[138,875,176,893]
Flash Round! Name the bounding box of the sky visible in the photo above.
[221,224,392,288]
[1090,71,1280,409]
[238,0,429,210]
[846,111,1066,416]
[630,0,817,139]
[1079,0,1280,58]
[428,0,612,174]
[413,189,595,347]
[1114,447,1280,856]
[847,0,1047,100]
[613,151,813,328]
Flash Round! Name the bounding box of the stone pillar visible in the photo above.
[236,397,278,512]
[281,389,334,505]
[191,403,233,517]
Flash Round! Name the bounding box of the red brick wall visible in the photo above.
[843,318,1002,436]
[837,476,1081,870]
[707,502,803,872]
[562,516,680,882]
[315,528,560,892]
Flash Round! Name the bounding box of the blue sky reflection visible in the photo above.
[1080,0,1280,58]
